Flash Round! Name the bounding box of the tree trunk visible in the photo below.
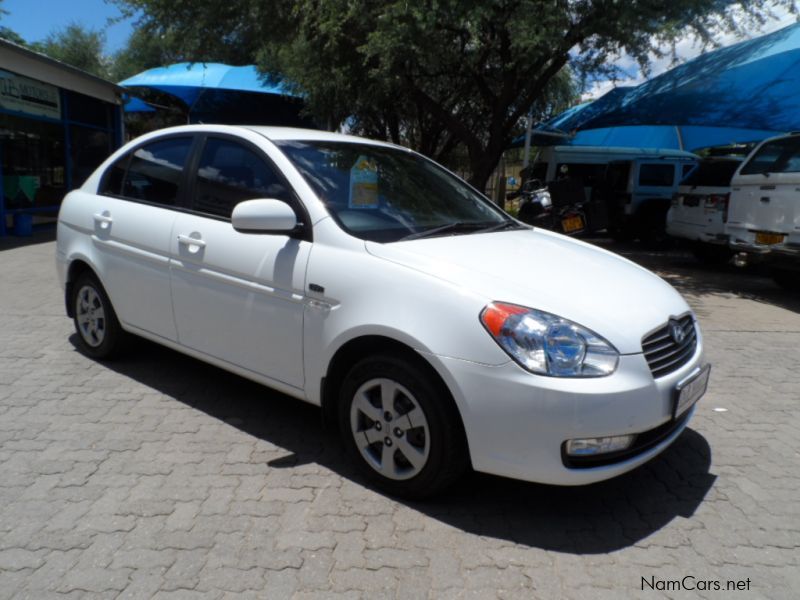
[468,149,503,195]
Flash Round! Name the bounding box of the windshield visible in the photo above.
[681,159,741,187]
[275,140,512,242]
[740,136,800,175]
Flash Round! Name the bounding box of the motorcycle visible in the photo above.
[516,178,588,236]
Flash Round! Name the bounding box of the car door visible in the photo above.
[90,135,196,340]
[169,134,311,389]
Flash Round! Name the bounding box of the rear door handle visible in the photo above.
[93,212,113,229]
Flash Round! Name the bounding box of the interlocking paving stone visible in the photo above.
[0,235,798,598]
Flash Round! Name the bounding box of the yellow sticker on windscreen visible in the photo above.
[349,155,379,209]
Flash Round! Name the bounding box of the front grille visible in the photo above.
[642,315,697,378]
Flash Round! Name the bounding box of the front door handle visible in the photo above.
[177,234,206,253]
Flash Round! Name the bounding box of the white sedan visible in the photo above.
[56,125,709,498]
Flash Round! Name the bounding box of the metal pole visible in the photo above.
[674,125,684,151]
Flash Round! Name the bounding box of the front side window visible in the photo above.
[638,164,675,187]
[275,140,511,242]
[193,138,293,218]
[740,136,800,175]
[121,137,193,205]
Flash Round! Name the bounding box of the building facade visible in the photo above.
[0,39,124,236]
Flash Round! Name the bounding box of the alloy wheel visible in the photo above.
[349,377,430,480]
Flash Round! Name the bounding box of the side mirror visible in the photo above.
[232,199,298,233]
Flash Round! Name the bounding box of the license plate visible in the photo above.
[562,215,585,233]
[673,364,711,419]
[683,195,700,207]
[755,231,785,245]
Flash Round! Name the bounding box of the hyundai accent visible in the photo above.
[56,125,710,498]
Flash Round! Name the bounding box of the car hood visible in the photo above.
[366,228,691,354]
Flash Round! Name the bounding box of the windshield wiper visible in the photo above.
[477,221,528,234]
[399,221,487,241]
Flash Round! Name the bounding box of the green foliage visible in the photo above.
[30,23,110,78]
[110,27,181,82]
[113,0,798,188]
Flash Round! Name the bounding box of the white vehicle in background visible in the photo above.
[727,133,800,290]
[667,157,742,264]
[525,145,698,239]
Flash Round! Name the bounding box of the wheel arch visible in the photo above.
[320,335,469,454]
[64,258,101,318]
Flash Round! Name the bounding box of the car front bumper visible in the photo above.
[426,336,705,486]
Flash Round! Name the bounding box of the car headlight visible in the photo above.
[480,302,619,377]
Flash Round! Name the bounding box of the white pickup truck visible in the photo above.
[727,133,800,291]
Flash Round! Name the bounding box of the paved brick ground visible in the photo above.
[1,233,798,599]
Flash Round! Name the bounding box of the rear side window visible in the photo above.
[192,138,293,218]
[100,154,129,196]
[741,136,800,175]
[121,137,193,205]
[681,160,741,187]
[638,164,675,187]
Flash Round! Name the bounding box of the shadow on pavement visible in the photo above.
[76,334,717,555]
[0,228,56,251]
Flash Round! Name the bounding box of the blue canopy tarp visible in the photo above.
[122,95,155,113]
[572,22,800,133]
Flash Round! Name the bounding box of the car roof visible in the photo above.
[128,124,404,150]
[549,145,698,159]
[245,126,395,146]
[697,156,744,162]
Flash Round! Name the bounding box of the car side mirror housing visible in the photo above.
[231,199,298,234]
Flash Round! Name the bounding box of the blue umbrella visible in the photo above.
[118,62,310,126]
[119,62,294,107]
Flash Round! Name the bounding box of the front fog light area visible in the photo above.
[565,434,635,456]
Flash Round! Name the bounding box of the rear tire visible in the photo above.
[71,271,126,359]
[639,204,672,249]
[772,269,800,292]
[691,243,732,265]
[338,354,468,499]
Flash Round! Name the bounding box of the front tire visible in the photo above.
[338,354,468,499]
[71,272,125,359]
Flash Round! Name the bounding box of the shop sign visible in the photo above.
[0,70,61,120]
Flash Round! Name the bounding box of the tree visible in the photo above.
[110,27,182,82]
[0,0,26,46]
[114,0,798,190]
[32,23,110,79]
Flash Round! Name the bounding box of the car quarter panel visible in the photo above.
[57,189,179,340]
